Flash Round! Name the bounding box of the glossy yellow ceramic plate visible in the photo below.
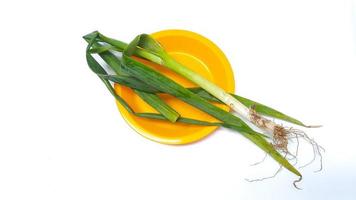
[114,30,235,145]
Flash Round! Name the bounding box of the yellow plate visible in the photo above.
[114,29,235,145]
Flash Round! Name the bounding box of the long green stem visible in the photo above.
[134,89,180,122]
[163,56,251,119]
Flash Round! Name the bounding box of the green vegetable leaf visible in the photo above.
[136,34,165,55]
[89,45,119,54]
[135,90,180,122]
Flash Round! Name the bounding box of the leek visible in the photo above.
[83,31,324,187]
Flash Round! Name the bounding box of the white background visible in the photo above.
[0,0,355,199]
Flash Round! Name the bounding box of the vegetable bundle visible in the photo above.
[83,31,322,187]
